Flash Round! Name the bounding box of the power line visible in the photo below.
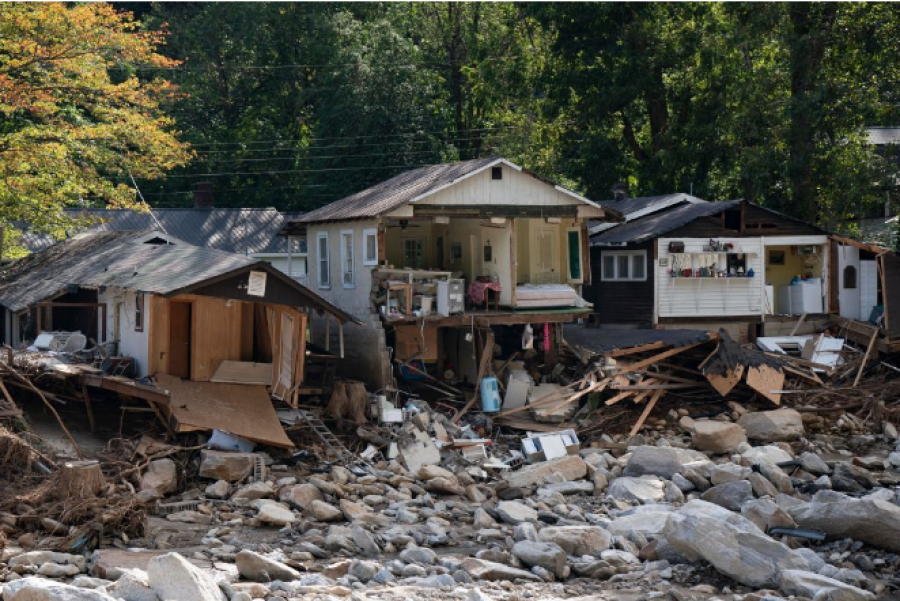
[137,162,441,180]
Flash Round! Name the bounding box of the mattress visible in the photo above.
[515,284,577,307]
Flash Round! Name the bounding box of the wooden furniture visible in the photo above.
[386,282,413,316]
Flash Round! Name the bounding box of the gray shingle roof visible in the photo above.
[594,193,705,217]
[591,200,742,245]
[19,208,302,254]
[0,231,358,323]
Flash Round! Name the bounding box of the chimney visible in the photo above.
[193,182,214,209]
[611,183,628,202]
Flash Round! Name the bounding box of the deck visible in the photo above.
[381,307,590,328]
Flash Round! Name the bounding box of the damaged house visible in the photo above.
[279,157,622,392]
[0,230,358,446]
[585,196,829,341]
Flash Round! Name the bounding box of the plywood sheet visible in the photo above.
[705,364,745,397]
[745,364,783,405]
[155,373,293,448]
[211,361,273,385]
[190,296,244,381]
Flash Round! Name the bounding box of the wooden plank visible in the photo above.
[745,364,784,405]
[189,295,244,382]
[879,253,900,338]
[706,364,744,397]
[613,383,702,391]
[853,328,879,387]
[534,379,608,417]
[789,312,808,336]
[81,374,171,406]
[629,389,665,437]
[80,382,96,433]
[615,340,711,376]
[210,361,274,386]
[148,295,169,376]
[606,341,670,358]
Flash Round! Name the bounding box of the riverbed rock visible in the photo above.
[701,480,754,511]
[279,483,323,510]
[623,446,707,479]
[147,552,226,601]
[309,500,344,522]
[538,525,612,556]
[780,569,875,601]
[459,558,542,582]
[691,421,747,454]
[496,501,538,524]
[139,459,177,498]
[235,550,300,582]
[737,409,804,442]
[511,540,567,578]
[790,490,900,552]
[4,577,117,601]
[503,456,587,489]
[198,450,256,482]
[608,477,666,504]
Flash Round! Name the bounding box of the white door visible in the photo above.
[535,229,559,284]
[838,245,861,320]
[860,260,878,321]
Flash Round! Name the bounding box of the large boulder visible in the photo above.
[789,490,900,552]
[139,459,177,498]
[607,477,666,504]
[101,572,158,601]
[690,421,747,454]
[459,558,541,582]
[737,409,804,442]
[147,552,226,601]
[743,445,793,465]
[235,550,300,582]
[663,500,810,588]
[253,500,296,526]
[701,480,754,511]
[780,569,875,601]
[607,507,674,539]
[511,541,567,579]
[198,450,257,482]
[495,501,538,525]
[278,484,323,510]
[538,525,612,556]
[309,500,344,522]
[4,578,117,601]
[623,446,707,479]
[503,455,587,490]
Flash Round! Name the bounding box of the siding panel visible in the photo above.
[585,241,654,326]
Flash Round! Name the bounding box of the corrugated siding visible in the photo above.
[657,237,764,318]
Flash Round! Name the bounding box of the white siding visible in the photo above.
[657,237,765,318]
[413,166,583,207]
[305,220,377,320]
[98,288,150,376]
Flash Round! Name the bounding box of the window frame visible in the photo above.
[340,229,355,289]
[134,293,144,332]
[402,237,425,268]
[362,228,378,266]
[600,249,648,282]
[316,231,330,289]
[565,227,584,284]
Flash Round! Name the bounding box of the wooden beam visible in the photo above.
[606,341,669,357]
[789,312,808,336]
[453,329,494,423]
[853,328,879,387]
[629,389,665,437]
[615,340,710,376]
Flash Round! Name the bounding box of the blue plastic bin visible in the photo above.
[481,377,501,412]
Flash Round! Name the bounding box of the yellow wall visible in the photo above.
[765,245,824,286]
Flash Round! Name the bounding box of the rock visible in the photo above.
[425,477,465,496]
[748,472,780,498]
[623,446,707,479]
[496,500,538,524]
[204,480,229,499]
[309,500,344,522]
[139,459,177,498]
[349,560,379,583]
[71,578,110,590]
[400,546,437,565]
[780,569,875,601]
[459,558,542,582]
[758,460,794,494]
[789,490,900,552]
[737,409,804,442]
[741,498,796,532]
[691,421,747,454]
[351,524,380,556]
[279,483,323,510]
[102,572,159,601]
[417,465,455,480]
[672,473,695,492]
[536,481,594,496]
[198,450,257,482]
[799,452,831,475]
[235,550,300,582]
[253,500,296,526]
[4,578,118,601]
[701,480,754,511]
[41,518,67,535]
[503,456,587,489]
[9,552,86,571]
[743,445,793,465]
[608,508,674,539]
[831,462,878,493]
[608,477,666,504]
[37,563,82,577]
[231,481,274,503]
[398,429,441,474]
[664,500,810,588]
[538,525,612,556]
[511,541,567,578]
[147,553,226,601]
[339,499,373,521]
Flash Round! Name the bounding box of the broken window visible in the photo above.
[317,232,330,288]
[362,228,378,266]
[340,230,355,288]
[843,265,857,289]
[134,294,144,332]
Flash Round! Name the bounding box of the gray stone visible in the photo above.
[503,455,587,489]
[252,500,296,526]
[459,558,542,582]
[780,569,874,601]
[278,483,323,510]
[672,473,695,492]
[664,481,685,504]
[737,409,804,442]
[748,472,780,498]
[139,459,177,498]
[4,578,117,601]
[198,450,256,482]
[339,499,373,521]
[399,546,437,565]
[511,541,567,578]
[664,500,810,588]
[701,480,754,511]
[800,452,831,475]
[9,552,86,571]
[36,563,81,578]
[351,524,380,556]
[691,421,747,454]
[538,525,612,556]
[623,446,706,479]
[235,550,300,582]
[682,468,711,492]
[71,578,110,590]
[231,481,274,503]
[147,552,226,601]
[203,480,229,499]
[308,499,343,522]
[425,477,465,496]
[101,572,159,601]
[607,477,665,504]
[349,560,379,583]
[536,481,594,496]
[831,462,878,493]
[372,569,396,585]
[740,498,796,532]
[495,501,537,524]
[710,463,751,485]
[743,445,793,465]
[607,507,674,539]
[790,490,900,552]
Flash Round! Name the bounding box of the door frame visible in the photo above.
[168,299,193,380]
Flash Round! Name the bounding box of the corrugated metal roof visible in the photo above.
[594,193,705,217]
[19,208,302,254]
[591,200,742,245]
[292,157,610,224]
[0,231,359,323]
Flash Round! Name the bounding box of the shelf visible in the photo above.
[669,251,758,256]
[671,276,755,281]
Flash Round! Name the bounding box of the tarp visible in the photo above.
[155,374,293,449]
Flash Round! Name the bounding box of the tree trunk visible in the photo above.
[54,460,105,500]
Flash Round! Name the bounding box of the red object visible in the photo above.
[543,323,551,351]
[468,280,501,304]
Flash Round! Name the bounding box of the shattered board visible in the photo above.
[155,374,293,448]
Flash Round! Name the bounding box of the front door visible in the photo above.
[535,228,559,284]
[168,301,192,379]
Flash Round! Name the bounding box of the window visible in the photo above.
[601,250,647,281]
[340,230,355,288]
[566,229,583,282]
[402,238,424,268]
[843,265,857,289]
[317,232,330,288]
[134,294,144,332]
[362,228,378,266]
[491,166,503,180]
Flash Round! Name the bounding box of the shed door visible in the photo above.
[880,253,900,337]
[535,229,559,284]
[168,301,192,380]
[860,260,878,321]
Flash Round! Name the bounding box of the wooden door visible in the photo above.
[168,301,192,380]
[535,228,559,284]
